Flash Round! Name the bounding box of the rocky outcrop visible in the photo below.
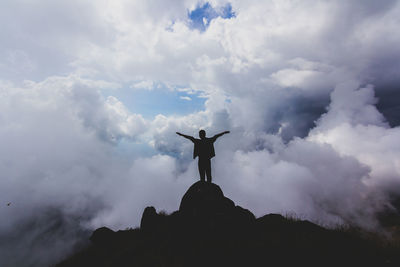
[139,181,255,232]
[57,181,400,267]
[89,227,115,246]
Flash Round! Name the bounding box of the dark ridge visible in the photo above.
[57,181,400,267]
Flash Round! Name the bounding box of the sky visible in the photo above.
[1,0,400,266]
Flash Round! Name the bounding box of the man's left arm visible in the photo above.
[212,131,230,141]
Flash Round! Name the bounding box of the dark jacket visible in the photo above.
[193,137,216,159]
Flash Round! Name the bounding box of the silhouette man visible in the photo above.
[176,130,230,183]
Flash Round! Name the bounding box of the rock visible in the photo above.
[234,206,256,225]
[140,206,158,231]
[179,181,234,215]
[89,227,115,246]
[256,214,287,227]
[57,181,400,267]
[178,181,255,229]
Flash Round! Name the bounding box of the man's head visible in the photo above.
[199,130,206,139]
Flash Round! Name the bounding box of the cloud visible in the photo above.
[1,0,400,266]
[131,80,156,90]
[180,96,192,101]
[308,81,400,193]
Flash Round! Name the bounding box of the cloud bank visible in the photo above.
[1,0,400,266]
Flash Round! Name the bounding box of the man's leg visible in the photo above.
[198,159,205,182]
[205,159,212,183]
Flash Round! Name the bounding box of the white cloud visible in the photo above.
[308,81,400,191]
[180,96,192,101]
[130,80,155,90]
[1,0,400,266]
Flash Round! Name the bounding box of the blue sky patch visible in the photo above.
[101,84,206,119]
[188,2,235,31]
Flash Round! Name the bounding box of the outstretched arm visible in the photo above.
[176,132,195,142]
[212,131,230,141]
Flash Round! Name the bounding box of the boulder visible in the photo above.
[89,227,116,246]
[140,206,158,231]
[178,181,255,228]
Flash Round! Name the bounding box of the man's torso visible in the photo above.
[193,138,215,159]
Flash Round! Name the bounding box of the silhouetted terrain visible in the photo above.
[57,181,400,267]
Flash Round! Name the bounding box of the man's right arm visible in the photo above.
[176,132,195,142]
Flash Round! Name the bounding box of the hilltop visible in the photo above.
[57,181,400,267]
